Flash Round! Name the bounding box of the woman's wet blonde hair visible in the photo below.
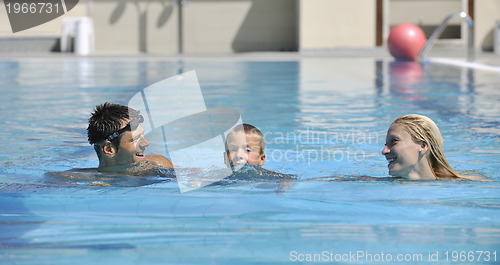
[392,114,462,179]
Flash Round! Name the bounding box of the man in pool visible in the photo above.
[87,102,173,172]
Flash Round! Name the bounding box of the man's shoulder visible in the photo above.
[146,155,174,168]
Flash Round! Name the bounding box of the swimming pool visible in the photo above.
[0,56,499,264]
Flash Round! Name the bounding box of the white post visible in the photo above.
[75,17,94,55]
[382,0,389,47]
[461,0,468,47]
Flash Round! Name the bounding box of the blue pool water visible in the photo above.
[0,57,499,264]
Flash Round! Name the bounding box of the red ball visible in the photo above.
[387,24,427,61]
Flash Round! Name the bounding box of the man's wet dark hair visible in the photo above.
[87,102,141,148]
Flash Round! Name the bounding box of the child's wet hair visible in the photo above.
[226,123,265,154]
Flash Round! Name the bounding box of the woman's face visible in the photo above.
[382,124,425,178]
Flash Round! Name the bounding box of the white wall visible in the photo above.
[1,0,499,53]
[475,0,500,51]
[390,0,462,26]
[183,0,297,54]
[298,0,376,50]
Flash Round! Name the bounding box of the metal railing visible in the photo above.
[418,12,474,62]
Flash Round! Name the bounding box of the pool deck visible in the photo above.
[1,47,499,67]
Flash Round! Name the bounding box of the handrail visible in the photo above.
[418,12,474,62]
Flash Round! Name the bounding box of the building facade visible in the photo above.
[0,0,498,54]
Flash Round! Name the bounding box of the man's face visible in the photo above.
[112,123,150,166]
[225,131,265,168]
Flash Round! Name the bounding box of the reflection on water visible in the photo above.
[44,168,175,187]
[388,61,425,98]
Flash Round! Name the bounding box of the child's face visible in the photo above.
[225,131,266,168]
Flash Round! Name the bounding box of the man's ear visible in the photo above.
[102,142,116,158]
[258,153,266,166]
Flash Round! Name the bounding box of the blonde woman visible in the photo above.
[382,114,485,181]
